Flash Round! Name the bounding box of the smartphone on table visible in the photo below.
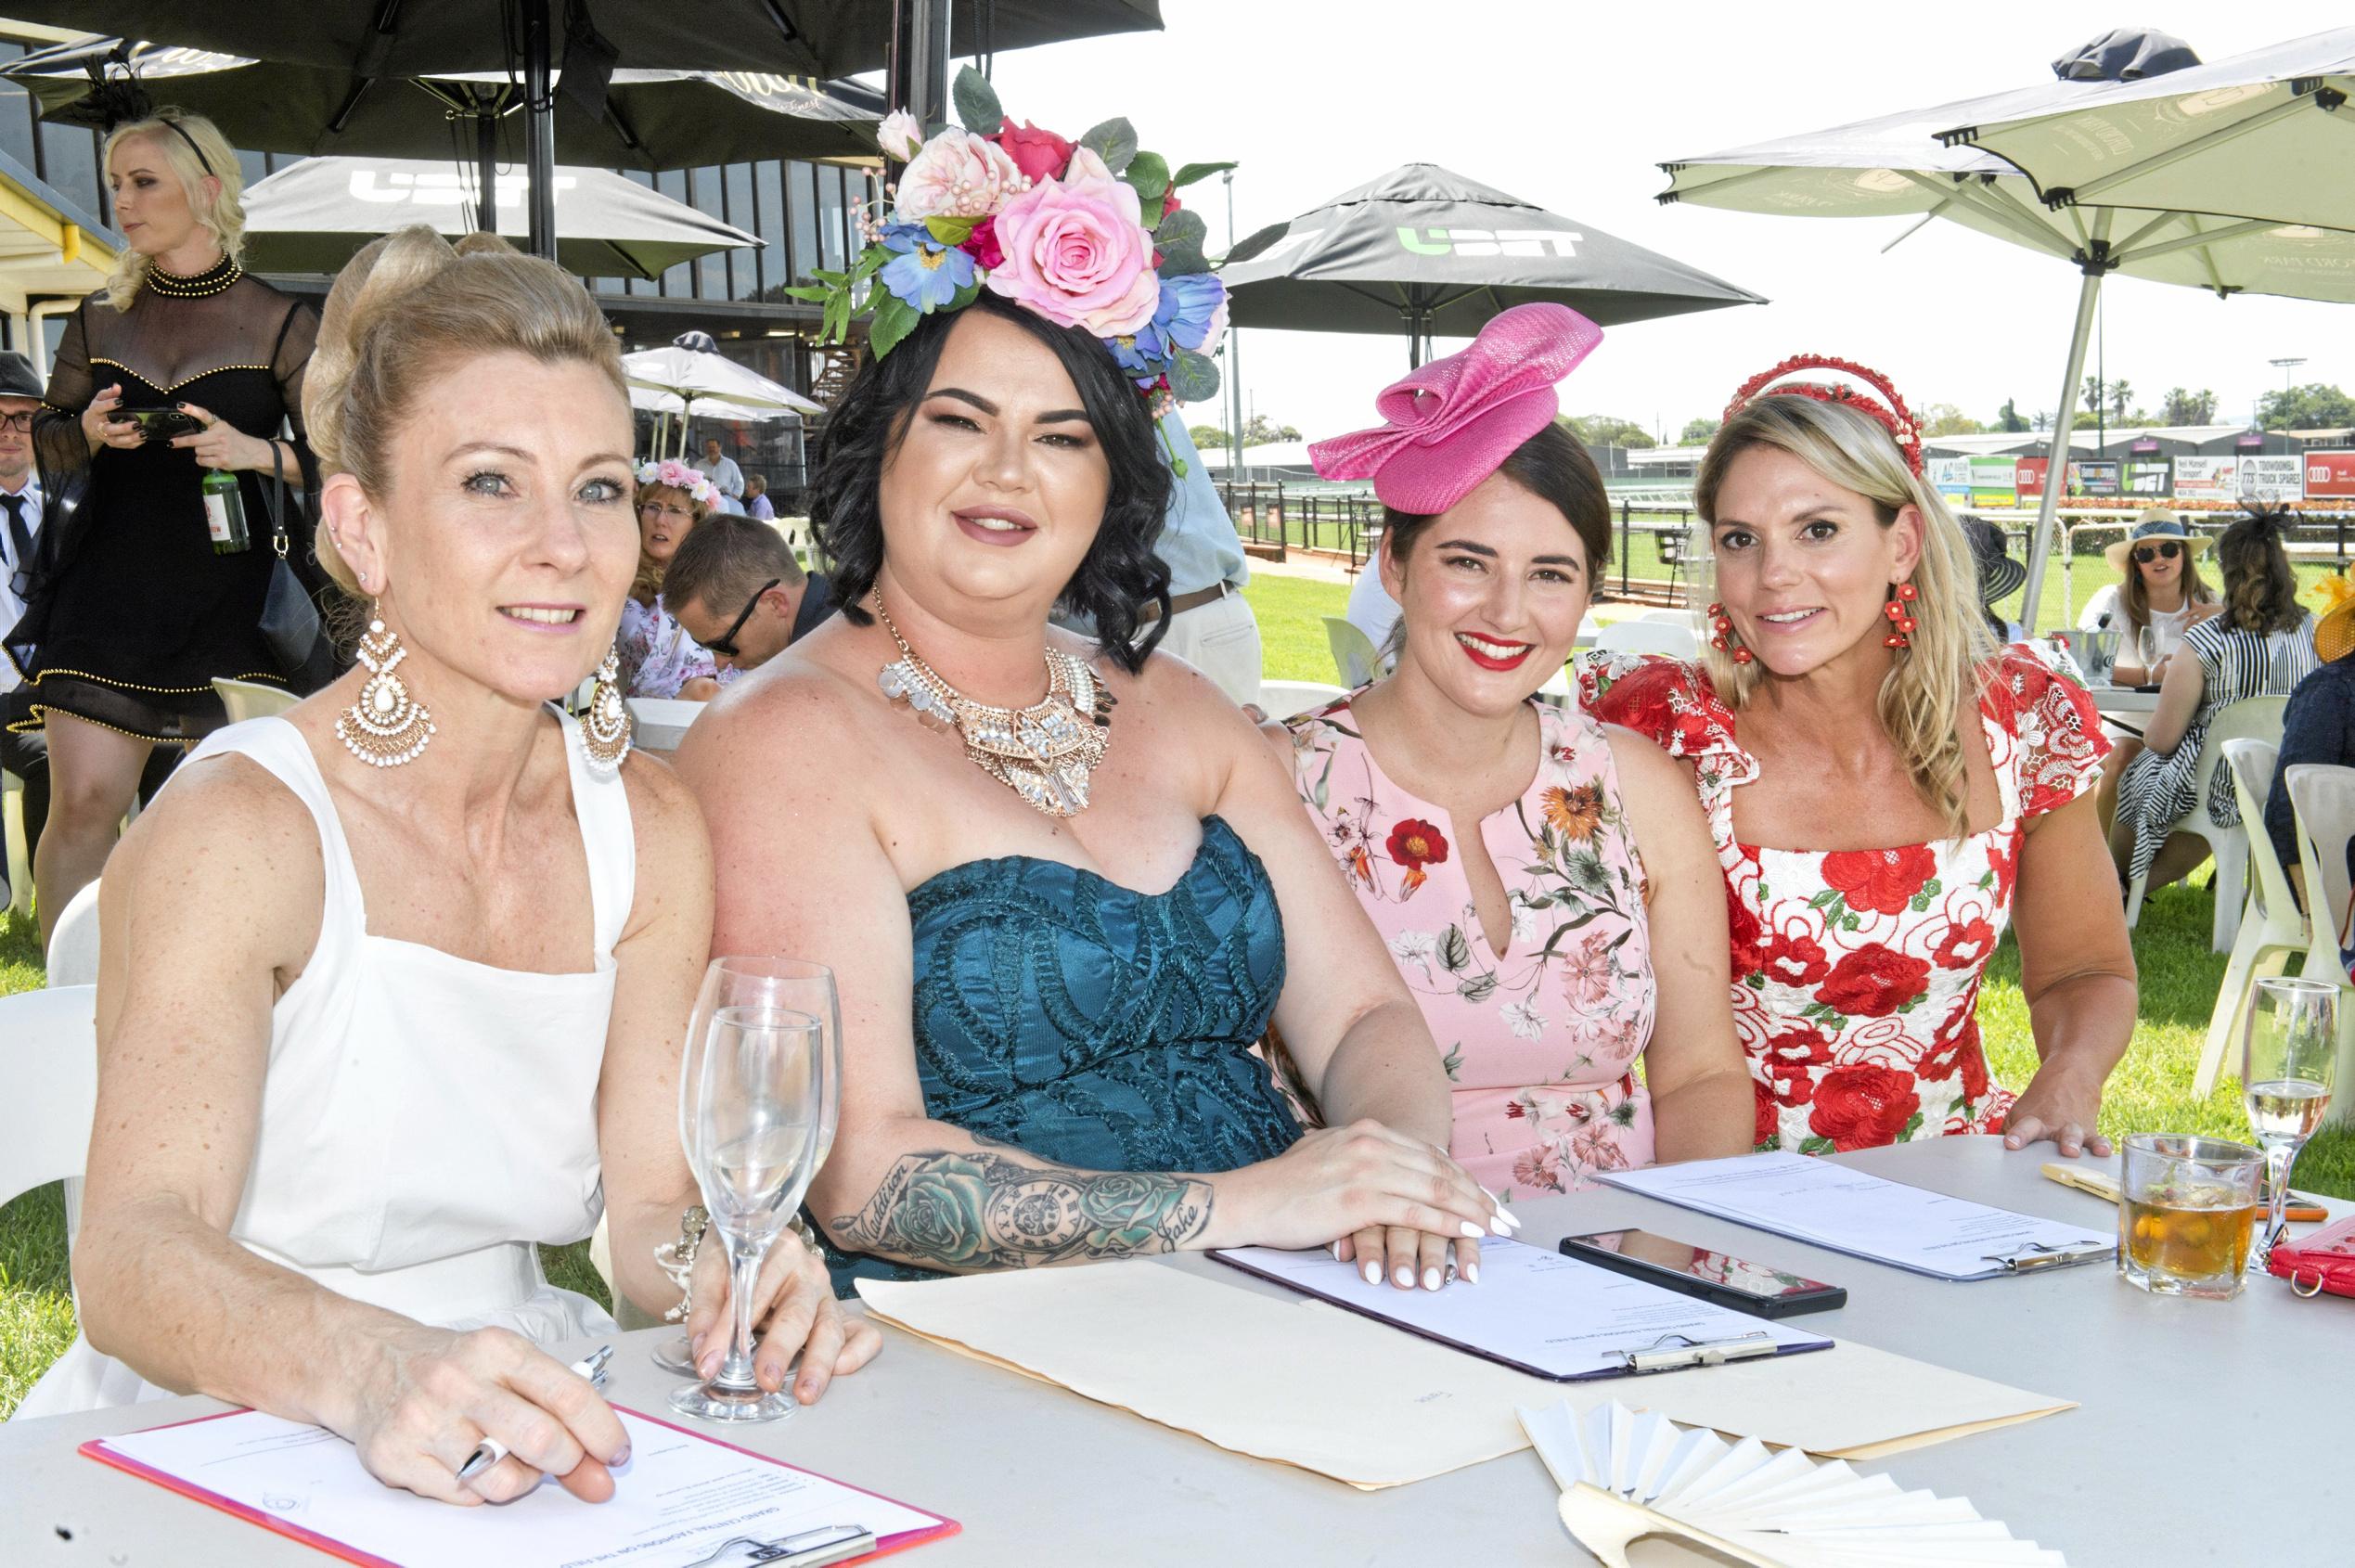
[1559,1228,1847,1317]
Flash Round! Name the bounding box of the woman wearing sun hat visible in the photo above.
[2261,569,2355,912]
[2078,508,2219,682]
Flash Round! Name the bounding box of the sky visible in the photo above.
[983,1,2355,445]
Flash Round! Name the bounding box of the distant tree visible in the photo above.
[1994,398,2029,433]
[2032,408,2053,431]
[1919,403,1985,437]
[2258,382,2355,430]
[1189,424,1229,450]
[2079,376,2138,423]
[1679,416,1720,445]
[1240,414,1302,445]
[1568,414,1655,449]
[2158,387,2219,426]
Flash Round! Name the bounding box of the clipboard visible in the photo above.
[1209,1243,1833,1382]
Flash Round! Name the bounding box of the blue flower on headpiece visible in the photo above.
[1158,273,1226,353]
[878,222,976,313]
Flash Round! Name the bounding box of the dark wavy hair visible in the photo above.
[810,291,1171,673]
[2214,505,2304,636]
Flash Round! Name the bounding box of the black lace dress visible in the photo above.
[6,256,318,743]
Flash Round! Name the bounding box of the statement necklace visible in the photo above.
[873,592,1113,818]
[147,254,242,298]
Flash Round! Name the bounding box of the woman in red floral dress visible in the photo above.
[1584,358,2136,1157]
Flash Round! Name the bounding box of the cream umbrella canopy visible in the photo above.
[1658,29,2355,627]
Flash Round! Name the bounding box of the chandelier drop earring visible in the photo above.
[1883,581,1919,650]
[1706,601,1754,665]
[580,644,633,774]
[336,615,435,767]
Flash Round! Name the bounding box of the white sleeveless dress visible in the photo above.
[16,711,631,1418]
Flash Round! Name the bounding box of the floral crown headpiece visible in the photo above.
[1726,354,1923,477]
[636,457,719,506]
[791,68,1233,465]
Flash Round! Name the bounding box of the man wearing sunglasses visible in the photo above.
[0,349,48,905]
[663,515,838,677]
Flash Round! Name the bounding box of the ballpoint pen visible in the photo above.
[456,1344,615,1484]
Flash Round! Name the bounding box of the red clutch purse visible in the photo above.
[2267,1215,2355,1298]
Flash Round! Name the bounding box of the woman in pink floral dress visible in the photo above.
[1585,357,2136,1157]
[1281,305,1752,1199]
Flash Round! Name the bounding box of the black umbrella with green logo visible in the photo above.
[1218,164,1763,367]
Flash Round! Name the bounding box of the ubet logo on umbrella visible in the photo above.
[1395,227,1583,257]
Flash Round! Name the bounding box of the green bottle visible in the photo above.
[201,467,250,555]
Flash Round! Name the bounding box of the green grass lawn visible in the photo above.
[6,583,2352,1417]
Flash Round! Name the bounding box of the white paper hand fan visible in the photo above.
[1518,1400,2066,1568]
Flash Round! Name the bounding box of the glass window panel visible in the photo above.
[754,161,786,299]
[39,122,99,212]
[656,169,692,296]
[0,45,36,174]
[724,162,754,300]
[817,166,845,273]
[788,161,818,285]
[692,165,726,300]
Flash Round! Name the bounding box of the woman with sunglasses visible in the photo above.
[617,458,737,700]
[2080,510,2220,837]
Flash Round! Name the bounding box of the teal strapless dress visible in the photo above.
[823,815,1303,1294]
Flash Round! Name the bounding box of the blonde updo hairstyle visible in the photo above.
[102,108,244,311]
[302,225,628,596]
[1695,394,1997,839]
[629,482,713,606]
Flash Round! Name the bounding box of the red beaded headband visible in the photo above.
[1724,354,1923,478]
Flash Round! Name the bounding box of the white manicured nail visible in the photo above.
[1361,1260,1380,1285]
[1460,1221,1486,1239]
[1422,1267,1441,1292]
[1488,1214,1514,1236]
[1394,1266,1413,1288]
[1465,1261,1481,1285]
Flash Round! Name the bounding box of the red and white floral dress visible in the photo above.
[1582,648,2106,1153]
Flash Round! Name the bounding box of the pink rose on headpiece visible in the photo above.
[985,172,1159,338]
[991,119,1075,184]
[894,129,1025,224]
[1308,302,1603,514]
[876,109,924,163]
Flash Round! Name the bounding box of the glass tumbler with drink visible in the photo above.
[2117,1134,2264,1298]
[2243,976,2337,1262]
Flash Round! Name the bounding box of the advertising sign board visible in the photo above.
[2237,455,2303,503]
[1968,456,2016,508]
[2173,456,2235,501]
[2066,460,2120,498]
[2015,457,2048,499]
[2304,452,2355,499]
[1927,456,1971,501]
[2124,462,2170,496]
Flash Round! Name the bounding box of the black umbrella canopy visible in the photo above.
[6,39,883,169]
[1220,164,1763,364]
[0,1,1163,79]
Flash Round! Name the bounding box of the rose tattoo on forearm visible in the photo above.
[831,1151,1215,1270]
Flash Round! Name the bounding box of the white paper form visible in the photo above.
[1596,1152,2113,1280]
[86,1405,954,1568]
[1211,1237,1830,1380]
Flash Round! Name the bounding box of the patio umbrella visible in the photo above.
[1945,28,2355,234]
[0,1,1162,256]
[239,157,760,281]
[626,332,822,456]
[629,384,803,461]
[1220,163,1764,367]
[1657,28,2355,628]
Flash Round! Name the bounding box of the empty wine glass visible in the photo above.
[2242,976,2338,1264]
[2137,623,2167,678]
[670,1002,826,1423]
[650,958,843,1373]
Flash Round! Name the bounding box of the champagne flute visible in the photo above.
[2242,976,2338,1264]
[2137,623,2167,680]
[671,1002,825,1423]
[651,958,843,1372]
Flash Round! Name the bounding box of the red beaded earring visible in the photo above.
[1882,581,1918,649]
[1707,601,1754,664]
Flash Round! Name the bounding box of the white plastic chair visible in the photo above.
[45,877,101,987]
[1638,606,1700,625]
[4,767,29,919]
[1593,619,1700,662]
[2124,695,2285,953]
[2195,740,2308,1094]
[1255,679,1346,721]
[624,696,705,754]
[1321,616,1384,688]
[2285,763,2355,1117]
[0,987,98,1253]
[212,676,299,724]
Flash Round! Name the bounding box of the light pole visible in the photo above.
[1224,169,1244,478]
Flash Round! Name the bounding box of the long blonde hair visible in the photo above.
[302,225,627,595]
[1695,395,1998,839]
[101,108,243,311]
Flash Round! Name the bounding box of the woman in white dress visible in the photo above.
[17,228,875,1502]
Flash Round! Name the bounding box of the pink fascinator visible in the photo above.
[1307,302,1603,514]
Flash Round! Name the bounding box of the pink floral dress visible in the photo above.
[1283,694,1656,1197]
[1582,648,2106,1153]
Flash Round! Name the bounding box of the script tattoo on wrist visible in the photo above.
[831,1150,1214,1271]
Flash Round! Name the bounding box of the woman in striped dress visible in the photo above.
[2110,508,2316,892]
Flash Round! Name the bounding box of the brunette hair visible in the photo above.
[2119,538,2217,632]
[664,513,805,615]
[1696,393,1997,840]
[809,290,1170,673]
[302,226,626,595]
[102,109,243,311]
[2214,507,2304,636]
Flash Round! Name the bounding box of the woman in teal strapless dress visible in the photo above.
[677,289,1513,1300]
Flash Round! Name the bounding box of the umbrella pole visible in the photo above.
[2020,265,2104,635]
[521,0,558,260]
[474,110,498,237]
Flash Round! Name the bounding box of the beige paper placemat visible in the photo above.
[858,1262,2074,1490]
